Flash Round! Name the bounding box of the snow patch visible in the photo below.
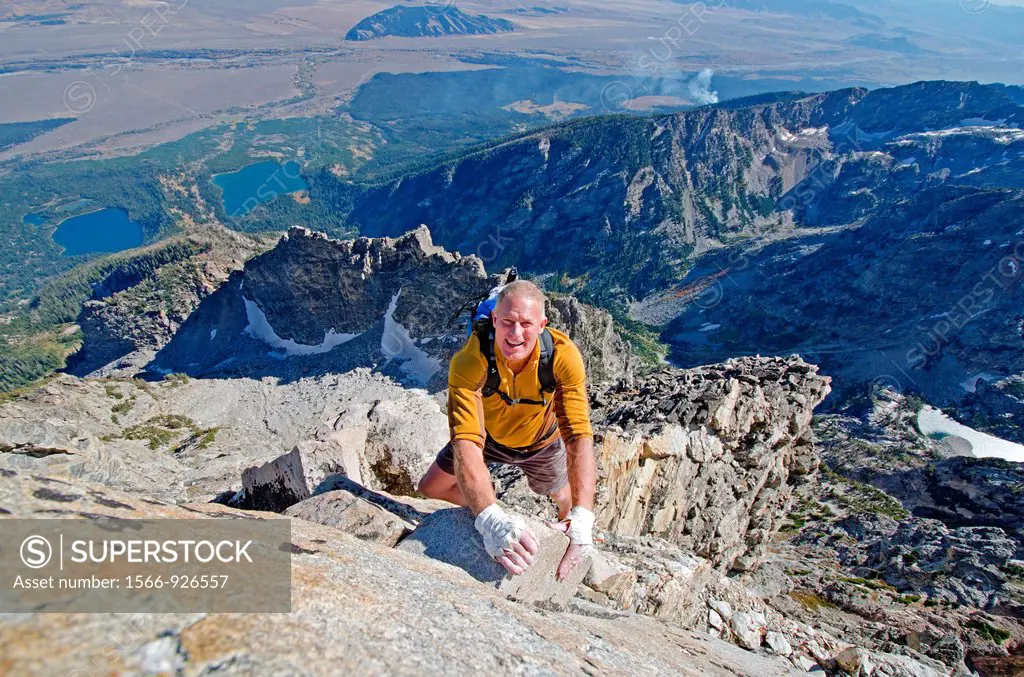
[381,289,441,386]
[917,405,1024,463]
[242,296,360,357]
[903,126,1024,144]
[832,120,895,143]
[538,137,550,163]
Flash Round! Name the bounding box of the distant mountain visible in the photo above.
[345,5,514,41]
[346,82,1020,295]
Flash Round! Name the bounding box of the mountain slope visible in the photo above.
[666,185,1023,400]
[340,80,1024,410]
[345,82,1021,295]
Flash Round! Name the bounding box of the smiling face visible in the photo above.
[491,292,548,367]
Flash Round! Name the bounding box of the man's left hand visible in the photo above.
[547,507,595,581]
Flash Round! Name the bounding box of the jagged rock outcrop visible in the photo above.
[546,294,635,385]
[151,226,634,389]
[0,470,809,677]
[152,226,487,387]
[588,356,831,572]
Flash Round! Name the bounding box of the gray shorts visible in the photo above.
[435,435,569,495]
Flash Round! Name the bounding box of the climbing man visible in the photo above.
[416,279,597,580]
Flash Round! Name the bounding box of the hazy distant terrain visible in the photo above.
[2,0,1023,163]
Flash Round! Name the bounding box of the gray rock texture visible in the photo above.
[149,226,635,391]
[397,505,591,610]
[0,469,809,677]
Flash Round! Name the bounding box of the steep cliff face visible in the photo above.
[591,356,830,572]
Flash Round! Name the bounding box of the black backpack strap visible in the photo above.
[538,329,556,394]
[473,320,501,397]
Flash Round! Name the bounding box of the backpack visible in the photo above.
[449,267,556,406]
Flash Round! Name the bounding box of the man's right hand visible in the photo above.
[474,504,539,575]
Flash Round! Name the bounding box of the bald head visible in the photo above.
[497,280,547,318]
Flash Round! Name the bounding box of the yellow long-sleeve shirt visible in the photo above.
[447,326,593,451]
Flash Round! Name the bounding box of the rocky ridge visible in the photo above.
[2,352,978,676]
[149,226,635,390]
[590,357,829,572]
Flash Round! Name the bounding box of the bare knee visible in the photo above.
[417,463,453,497]
[416,472,434,496]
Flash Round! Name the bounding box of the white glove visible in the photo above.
[474,504,528,559]
[566,506,595,546]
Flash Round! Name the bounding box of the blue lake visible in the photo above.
[52,207,144,256]
[23,213,45,226]
[212,160,307,217]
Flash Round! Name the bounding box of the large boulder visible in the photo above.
[284,489,411,547]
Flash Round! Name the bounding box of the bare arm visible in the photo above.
[564,435,596,511]
[452,439,498,515]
